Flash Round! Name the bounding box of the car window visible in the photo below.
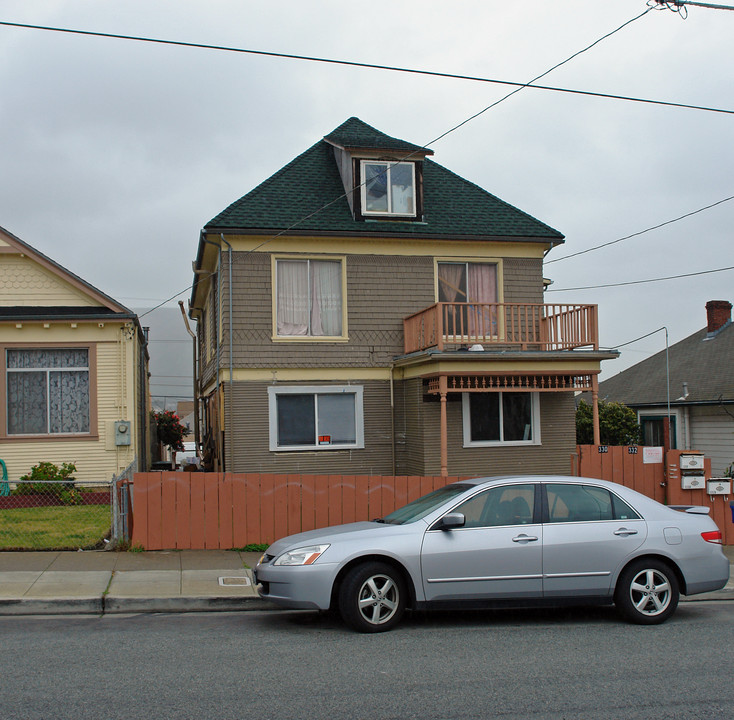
[453,484,535,528]
[381,483,473,524]
[611,492,641,521]
[546,484,614,523]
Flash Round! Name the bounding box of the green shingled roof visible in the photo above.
[205,117,564,242]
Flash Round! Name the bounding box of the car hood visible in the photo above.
[265,521,415,558]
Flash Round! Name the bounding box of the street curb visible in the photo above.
[102,596,281,614]
[0,596,282,616]
[0,597,103,615]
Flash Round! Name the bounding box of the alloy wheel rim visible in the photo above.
[357,574,399,625]
[629,568,672,616]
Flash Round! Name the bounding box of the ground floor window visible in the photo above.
[639,413,677,449]
[6,347,90,435]
[462,392,540,446]
[268,385,364,451]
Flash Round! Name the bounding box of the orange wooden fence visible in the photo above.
[130,458,734,549]
[130,472,457,550]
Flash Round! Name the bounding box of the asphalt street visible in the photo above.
[2,603,733,719]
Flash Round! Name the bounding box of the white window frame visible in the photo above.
[360,160,416,217]
[272,256,348,341]
[462,392,541,447]
[268,385,364,452]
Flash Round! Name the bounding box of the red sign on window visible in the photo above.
[318,436,332,445]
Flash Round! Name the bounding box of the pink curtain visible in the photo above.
[468,264,498,337]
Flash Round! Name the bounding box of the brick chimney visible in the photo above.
[706,300,732,334]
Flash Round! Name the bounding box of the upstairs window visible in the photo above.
[275,258,344,338]
[360,161,416,217]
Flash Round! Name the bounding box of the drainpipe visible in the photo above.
[390,362,396,476]
[219,234,234,473]
[200,234,223,470]
[178,300,200,452]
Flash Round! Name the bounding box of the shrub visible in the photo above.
[576,400,642,446]
[14,462,79,505]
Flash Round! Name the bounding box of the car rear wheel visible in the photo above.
[615,559,679,625]
[338,562,406,633]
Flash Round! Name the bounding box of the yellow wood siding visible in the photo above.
[0,325,140,485]
[0,254,97,307]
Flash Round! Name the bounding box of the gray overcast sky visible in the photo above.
[1,0,732,394]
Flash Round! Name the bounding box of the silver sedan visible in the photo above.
[254,476,729,632]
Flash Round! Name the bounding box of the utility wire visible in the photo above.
[546,194,734,264]
[1,19,732,116]
[547,264,734,292]
[210,8,658,264]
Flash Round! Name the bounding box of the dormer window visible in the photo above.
[360,160,416,217]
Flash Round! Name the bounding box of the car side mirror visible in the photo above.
[437,512,465,531]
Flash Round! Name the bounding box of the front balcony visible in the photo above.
[403,302,598,354]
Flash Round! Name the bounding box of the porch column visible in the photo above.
[439,375,448,477]
[591,374,601,446]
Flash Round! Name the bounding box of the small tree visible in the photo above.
[152,410,186,454]
[576,399,642,446]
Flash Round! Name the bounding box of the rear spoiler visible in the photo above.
[669,505,711,515]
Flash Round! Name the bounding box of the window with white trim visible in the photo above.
[275,258,344,337]
[268,385,364,451]
[462,392,540,446]
[6,348,90,435]
[360,160,416,216]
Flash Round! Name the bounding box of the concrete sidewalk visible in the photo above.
[0,549,270,615]
[0,547,732,616]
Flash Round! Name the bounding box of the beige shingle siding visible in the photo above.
[503,257,544,304]
[226,380,394,474]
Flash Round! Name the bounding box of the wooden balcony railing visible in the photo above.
[403,303,598,354]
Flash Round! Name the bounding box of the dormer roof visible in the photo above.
[323,116,433,158]
[205,117,564,243]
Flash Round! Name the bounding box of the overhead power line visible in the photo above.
[546,194,734,264]
[547,264,734,292]
[1,20,733,116]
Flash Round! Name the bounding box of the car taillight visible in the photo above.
[701,531,722,544]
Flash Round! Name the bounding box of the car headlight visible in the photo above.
[273,544,330,566]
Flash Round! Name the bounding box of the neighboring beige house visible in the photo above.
[190,118,615,476]
[0,226,150,485]
[597,300,734,476]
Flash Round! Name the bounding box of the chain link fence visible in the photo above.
[0,478,114,551]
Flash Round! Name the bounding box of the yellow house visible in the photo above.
[0,226,150,485]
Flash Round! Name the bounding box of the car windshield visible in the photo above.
[380,483,474,525]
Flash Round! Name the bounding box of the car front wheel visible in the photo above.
[615,559,679,625]
[338,562,406,633]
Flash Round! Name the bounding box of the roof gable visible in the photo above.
[0,225,133,315]
[205,118,564,242]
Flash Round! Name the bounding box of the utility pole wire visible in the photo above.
[1,20,733,116]
[654,0,734,10]
[546,194,734,264]
[546,264,734,292]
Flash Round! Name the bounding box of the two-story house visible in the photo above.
[0,226,150,485]
[190,118,615,476]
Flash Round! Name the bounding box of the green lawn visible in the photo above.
[0,504,111,550]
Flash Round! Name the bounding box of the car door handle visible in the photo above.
[512,534,539,543]
[613,528,638,537]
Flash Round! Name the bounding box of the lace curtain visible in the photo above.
[6,348,90,434]
[277,260,342,336]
